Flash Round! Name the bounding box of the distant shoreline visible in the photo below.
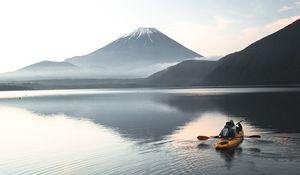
[1,79,300,91]
[0,84,34,91]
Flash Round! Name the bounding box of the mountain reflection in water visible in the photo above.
[1,88,300,142]
[0,88,300,175]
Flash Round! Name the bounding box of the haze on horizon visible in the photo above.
[0,0,300,73]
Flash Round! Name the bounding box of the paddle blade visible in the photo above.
[197,136,210,140]
[248,135,261,138]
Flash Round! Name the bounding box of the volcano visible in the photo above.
[64,27,202,77]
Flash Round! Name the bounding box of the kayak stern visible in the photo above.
[215,130,244,150]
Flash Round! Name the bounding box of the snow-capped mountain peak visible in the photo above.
[122,27,160,40]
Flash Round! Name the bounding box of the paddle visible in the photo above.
[197,135,261,140]
[197,135,219,140]
[237,120,244,124]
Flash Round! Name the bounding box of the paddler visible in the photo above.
[219,120,243,139]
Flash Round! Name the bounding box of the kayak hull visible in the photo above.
[215,130,244,150]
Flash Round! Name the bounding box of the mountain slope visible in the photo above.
[1,61,81,80]
[146,60,217,86]
[207,19,300,85]
[65,27,202,69]
[147,19,300,86]
[19,61,80,72]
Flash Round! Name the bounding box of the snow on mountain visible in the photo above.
[122,27,159,41]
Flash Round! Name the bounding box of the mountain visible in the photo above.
[1,27,202,81]
[1,61,81,80]
[148,19,300,86]
[65,27,202,77]
[5,18,300,86]
[207,19,300,85]
[146,60,217,86]
[19,61,79,72]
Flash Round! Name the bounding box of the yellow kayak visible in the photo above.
[215,130,244,149]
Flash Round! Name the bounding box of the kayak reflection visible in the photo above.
[217,147,243,169]
[197,143,211,149]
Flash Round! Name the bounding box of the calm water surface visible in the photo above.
[0,88,300,175]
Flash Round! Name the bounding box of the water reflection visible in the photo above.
[0,88,300,174]
[170,113,257,142]
[0,93,197,142]
[160,91,300,133]
[197,143,211,149]
[0,106,143,175]
[1,89,300,143]
[217,148,243,169]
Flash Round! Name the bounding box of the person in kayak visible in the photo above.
[219,121,236,139]
[219,120,243,139]
[236,121,243,134]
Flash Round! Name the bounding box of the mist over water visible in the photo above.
[0,88,300,174]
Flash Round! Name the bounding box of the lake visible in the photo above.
[0,88,300,175]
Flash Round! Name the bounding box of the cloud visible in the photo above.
[278,1,300,12]
[239,16,300,45]
[201,56,222,61]
[278,5,293,12]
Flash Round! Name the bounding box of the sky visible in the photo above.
[0,0,300,73]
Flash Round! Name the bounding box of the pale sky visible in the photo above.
[0,0,300,73]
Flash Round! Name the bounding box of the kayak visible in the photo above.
[215,130,244,150]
